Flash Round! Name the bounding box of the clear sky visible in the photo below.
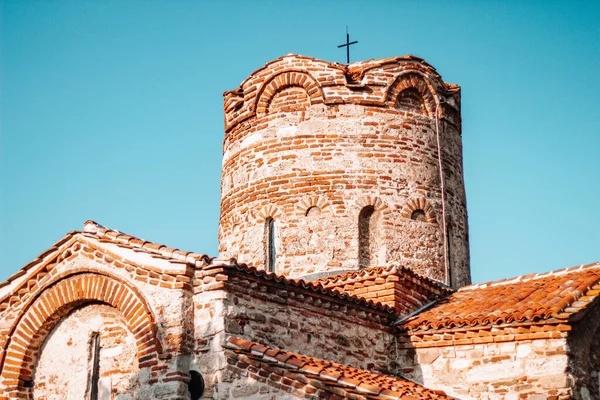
[1,0,598,284]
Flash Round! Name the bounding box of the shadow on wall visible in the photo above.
[566,300,600,400]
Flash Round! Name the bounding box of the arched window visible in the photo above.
[358,206,375,267]
[410,209,427,222]
[265,217,276,273]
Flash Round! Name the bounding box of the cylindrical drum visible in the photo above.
[218,54,470,288]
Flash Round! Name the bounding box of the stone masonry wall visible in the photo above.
[193,265,399,393]
[0,236,197,400]
[32,304,138,399]
[218,54,470,288]
[396,325,573,399]
[565,299,600,400]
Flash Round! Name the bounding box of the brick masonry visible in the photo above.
[0,54,598,400]
[218,54,470,288]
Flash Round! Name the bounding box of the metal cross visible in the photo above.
[337,26,358,64]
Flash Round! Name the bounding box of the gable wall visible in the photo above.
[0,242,197,400]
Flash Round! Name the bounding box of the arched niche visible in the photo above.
[255,71,323,114]
[0,272,159,397]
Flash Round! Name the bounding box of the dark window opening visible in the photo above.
[447,227,453,287]
[87,332,101,400]
[410,209,427,222]
[188,370,205,400]
[265,218,276,273]
[358,206,375,267]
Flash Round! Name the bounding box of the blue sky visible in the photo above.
[1,0,598,284]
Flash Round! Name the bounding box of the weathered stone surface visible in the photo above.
[218,55,470,289]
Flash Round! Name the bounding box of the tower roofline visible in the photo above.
[222,53,461,133]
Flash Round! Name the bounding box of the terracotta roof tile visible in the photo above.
[82,220,213,267]
[398,263,600,332]
[225,336,454,399]
[1,221,398,317]
[318,265,452,317]
[319,265,452,297]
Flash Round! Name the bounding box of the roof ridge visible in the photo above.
[208,258,398,316]
[318,263,453,295]
[460,262,600,291]
[82,220,214,267]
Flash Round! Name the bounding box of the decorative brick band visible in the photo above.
[0,272,159,395]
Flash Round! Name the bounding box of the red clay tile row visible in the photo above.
[225,336,453,399]
[319,264,452,299]
[399,263,600,332]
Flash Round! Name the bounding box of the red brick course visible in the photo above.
[218,54,470,288]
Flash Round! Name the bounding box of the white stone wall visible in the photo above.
[32,304,138,399]
[398,337,572,399]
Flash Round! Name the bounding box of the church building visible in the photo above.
[0,54,598,400]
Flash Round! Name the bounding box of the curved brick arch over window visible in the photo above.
[254,204,283,224]
[0,273,159,395]
[296,196,329,217]
[401,198,437,224]
[255,71,323,114]
[386,72,437,117]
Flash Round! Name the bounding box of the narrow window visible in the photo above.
[87,332,101,400]
[358,206,375,267]
[447,226,453,287]
[265,218,276,273]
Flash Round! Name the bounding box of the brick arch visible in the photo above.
[254,204,283,223]
[386,72,438,117]
[255,70,323,114]
[0,272,159,394]
[355,195,390,218]
[401,197,437,224]
[296,196,329,216]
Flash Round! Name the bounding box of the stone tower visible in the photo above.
[218,54,470,288]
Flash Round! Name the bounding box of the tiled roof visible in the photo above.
[207,260,397,315]
[1,221,397,316]
[399,262,600,332]
[225,336,453,400]
[317,265,453,317]
[319,264,452,298]
[84,221,396,314]
[81,220,214,267]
